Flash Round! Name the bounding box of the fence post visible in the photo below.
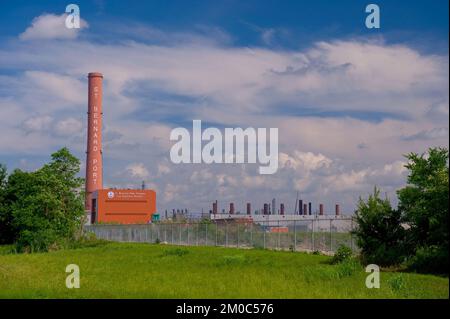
[179,223,182,245]
[350,218,354,252]
[187,223,190,245]
[278,220,281,250]
[158,225,161,243]
[164,225,167,243]
[151,224,153,243]
[215,221,218,246]
[250,223,253,248]
[294,220,297,252]
[225,221,228,247]
[237,223,240,248]
[205,223,208,246]
[330,219,332,252]
[263,221,266,249]
[311,219,315,251]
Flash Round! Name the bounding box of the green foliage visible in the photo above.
[353,187,406,266]
[217,254,250,267]
[406,245,449,275]
[0,164,14,244]
[161,248,190,257]
[0,244,17,255]
[334,258,361,278]
[331,245,353,264]
[253,243,265,250]
[0,147,85,252]
[67,232,109,250]
[353,148,449,274]
[397,147,449,273]
[0,164,6,188]
[2,243,445,298]
[388,274,407,292]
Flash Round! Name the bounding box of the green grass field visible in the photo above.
[0,242,448,299]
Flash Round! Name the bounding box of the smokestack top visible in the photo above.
[88,72,103,78]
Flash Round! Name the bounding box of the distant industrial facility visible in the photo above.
[84,73,342,226]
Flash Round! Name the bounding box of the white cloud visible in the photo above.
[3,35,448,121]
[0,21,448,213]
[19,13,88,41]
[279,151,332,171]
[157,163,171,176]
[125,163,150,179]
[55,118,83,136]
[163,183,189,203]
[402,127,449,141]
[22,115,53,133]
[24,71,85,105]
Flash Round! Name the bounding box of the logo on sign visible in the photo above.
[107,191,115,199]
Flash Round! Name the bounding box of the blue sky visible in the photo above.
[1,0,448,49]
[0,1,448,213]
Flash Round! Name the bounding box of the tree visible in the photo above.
[41,147,85,238]
[353,148,449,273]
[1,148,85,252]
[353,187,406,266]
[397,147,449,273]
[0,164,14,244]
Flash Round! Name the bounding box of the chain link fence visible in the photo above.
[85,218,356,253]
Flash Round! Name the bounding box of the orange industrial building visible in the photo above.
[85,72,157,224]
[91,189,156,224]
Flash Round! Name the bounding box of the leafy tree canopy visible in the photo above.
[0,147,85,251]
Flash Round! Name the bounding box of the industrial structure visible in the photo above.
[83,72,342,226]
[85,72,156,224]
[207,200,344,232]
[90,189,156,224]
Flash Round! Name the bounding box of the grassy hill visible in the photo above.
[0,242,448,298]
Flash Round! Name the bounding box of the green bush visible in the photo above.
[388,274,407,292]
[15,228,60,253]
[331,245,353,264]
[335,258,361,278]
[162,248,189,257]
[217,255,250,267]
[0,244,17,255]
[407,245,449,274]
[397,148,449,274]
[362,243,407,266]
[0,148,85,252]
[352,148,449,274]
[67,233,109,250]
[353,187,407,266]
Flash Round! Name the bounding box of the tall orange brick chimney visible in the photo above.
[85,72,103,211]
